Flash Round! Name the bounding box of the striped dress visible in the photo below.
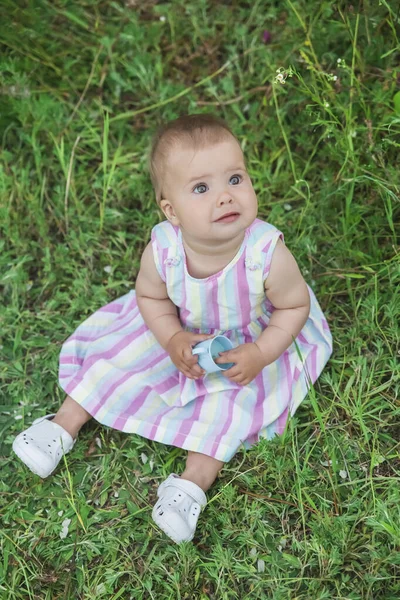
[59,218,332,462]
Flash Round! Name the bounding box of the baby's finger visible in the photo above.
[215,351,232,364]
[186,361,205,377]
[183,345,197,362]
[182,367,195,379]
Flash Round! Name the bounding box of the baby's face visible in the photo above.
[160,137,258,243]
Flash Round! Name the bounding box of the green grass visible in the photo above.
[1,0,399,598]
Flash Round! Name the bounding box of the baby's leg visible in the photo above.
[52,395,92,438]
[152,451,224,543]
[180,451,224,491]
[12,395,92,478]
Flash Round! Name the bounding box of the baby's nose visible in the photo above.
[218,190,233,203]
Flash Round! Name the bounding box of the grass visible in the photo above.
[1,0,399,598]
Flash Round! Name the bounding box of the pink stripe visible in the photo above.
[297,332,318,383]
[245,372,266,442]
[261,240,272,278]
[66,297,139,345]
[111,385,153,430]
[98,303,124,314]
[146,404,178,439]
[60,355,83,366]
[88,348,168,415]
[64,322,149,396]
[171,380,207,445]
[322,319,330,332]
[275,406,289,435]
[209,388,240,457]
[262,239,272,254]
[153,373,180,395]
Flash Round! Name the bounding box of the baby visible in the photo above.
[13,113,332,544]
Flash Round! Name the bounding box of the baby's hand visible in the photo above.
[214,342,266,386]
[167,331,215,380]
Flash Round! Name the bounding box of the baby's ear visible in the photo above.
[160,198,179,224]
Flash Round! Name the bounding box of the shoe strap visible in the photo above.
[32,414,57,425]
[31,416,75,449]
[162,474,207,508]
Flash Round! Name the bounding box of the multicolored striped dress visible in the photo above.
[58,218,332,462]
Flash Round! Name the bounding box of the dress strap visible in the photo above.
[151,220,181,283]
[244,219,284,283]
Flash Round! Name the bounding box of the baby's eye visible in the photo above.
[229,174,242,185]
[193,183,208,194]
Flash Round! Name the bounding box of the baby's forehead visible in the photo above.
[165,137,244,174]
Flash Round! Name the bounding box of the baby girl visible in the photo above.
[13,113,332,544]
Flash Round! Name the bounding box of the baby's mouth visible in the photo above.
[214,212,240,222]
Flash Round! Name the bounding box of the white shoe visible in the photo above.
[12,414,75,478]
[152,473,207,543]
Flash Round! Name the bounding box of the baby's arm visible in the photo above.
[255,239,311,365]
[136,242,183,350]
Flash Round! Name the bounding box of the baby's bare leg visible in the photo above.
[180,451,224,492]
[52,395,92,438]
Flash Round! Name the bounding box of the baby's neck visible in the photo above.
[180,230,245,263]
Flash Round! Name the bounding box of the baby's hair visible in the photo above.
[148,113,239,205]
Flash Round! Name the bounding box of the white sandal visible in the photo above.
[152,473,207,543]
[12,414,75,478]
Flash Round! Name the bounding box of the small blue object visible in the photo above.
[192,335,235,372]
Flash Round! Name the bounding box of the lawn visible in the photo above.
[0,1,399,598]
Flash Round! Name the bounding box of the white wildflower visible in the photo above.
[104,265,112,274]
[274,66,294,85]
[321,460,332,467]
[60,518,71,539]
[257,559,265,573]
[26,282,33,291]
[114,491,119,498]
[283,203,292,211]
[243,103,250,112]
[333,75,337,81]
[275,73,286,84]
[95,437,102,448]
[250,547,257,556]
[339,469,348,479]
[149,460,154,472]
[337,58,342,63]
[141,452,148,464]
[58,510,63,517]
[159,15,166,22]
[325,102,330,108]
[14,415,23,420]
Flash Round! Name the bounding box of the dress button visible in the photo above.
[164,256,181,267]
[245,257,262,271]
